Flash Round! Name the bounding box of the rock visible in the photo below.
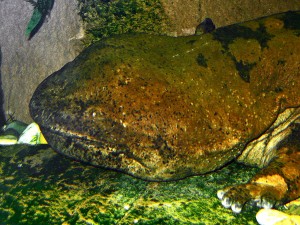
[0,0,84,123]
[256,209,300,225]
[160,0,300,36]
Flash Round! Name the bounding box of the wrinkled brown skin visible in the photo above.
[30,11,300,211]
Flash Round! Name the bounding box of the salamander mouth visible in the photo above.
[39,124,162,179]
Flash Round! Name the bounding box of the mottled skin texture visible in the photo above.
[30,11,300,212]
[219,125,300,212]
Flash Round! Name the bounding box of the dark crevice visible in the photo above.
[0,47,6,127]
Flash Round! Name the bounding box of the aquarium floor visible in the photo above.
[0,145,292,225]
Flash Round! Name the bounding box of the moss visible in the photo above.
[0,145,261,224]
[24,0,55,40]
[77,0,169,45]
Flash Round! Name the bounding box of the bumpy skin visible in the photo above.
[30,11,300,211]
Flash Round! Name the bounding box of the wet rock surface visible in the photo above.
[161,0,300,36]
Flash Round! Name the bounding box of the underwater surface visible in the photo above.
[0,144,261,224]
[1,2,300,224]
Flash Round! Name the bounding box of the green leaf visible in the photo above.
[25,8,43,39]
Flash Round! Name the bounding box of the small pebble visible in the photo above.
[124,204,130,210]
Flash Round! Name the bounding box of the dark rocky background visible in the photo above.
[0,47,5,127]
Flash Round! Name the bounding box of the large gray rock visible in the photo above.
[0,0,84,123]
[161,0,300,36]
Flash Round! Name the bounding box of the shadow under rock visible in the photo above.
[0,47,6,127]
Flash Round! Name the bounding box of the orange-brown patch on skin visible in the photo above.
[264,18,284,33]
[281,153,300,181]
[280,150,300,199]
[245,142,300,203]
[218,144,300,210]
[253,175,288,200]
[282,165,300,180]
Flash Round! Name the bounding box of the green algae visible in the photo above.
[0,144,263,224]
[24,0,55,40]
[77,0,169,46]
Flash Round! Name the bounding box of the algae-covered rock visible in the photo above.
[77,0,169,45]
